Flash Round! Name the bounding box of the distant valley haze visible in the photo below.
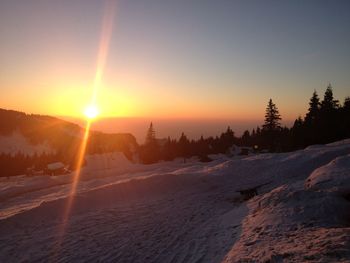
[60,116,294,144]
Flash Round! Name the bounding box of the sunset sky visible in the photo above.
[1,0,350,124]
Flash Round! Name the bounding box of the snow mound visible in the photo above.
[2,139,350,262]
[305,154,350,194]
[326,138,350,147]
[84,152,132,171]
[224,152,350,262]
[224,181,350,262]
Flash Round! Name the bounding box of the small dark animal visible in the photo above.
[237,181,272,200]
[238,188,258,200]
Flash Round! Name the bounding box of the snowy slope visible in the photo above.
[0,140,350,262]
[0,131,54,156]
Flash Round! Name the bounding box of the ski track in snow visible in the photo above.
[1,140,350,262]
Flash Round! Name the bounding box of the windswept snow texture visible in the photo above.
[1,140,350,262]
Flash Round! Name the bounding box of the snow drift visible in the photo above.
[1,139,350,262]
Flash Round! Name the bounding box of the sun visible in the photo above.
[84,105,99,119]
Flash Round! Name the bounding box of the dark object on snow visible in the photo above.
[237,181,272,200]
[199,155,212,162]
[238,188,258,200]
[44,162,69,176]
[239,148,250,155]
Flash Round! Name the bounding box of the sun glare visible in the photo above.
[84,105,99,119]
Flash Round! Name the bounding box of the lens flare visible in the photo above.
[84,105,99,119]
[52,0,116,258]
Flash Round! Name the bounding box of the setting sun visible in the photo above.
[84,105,99,119]
[1,1,350,262]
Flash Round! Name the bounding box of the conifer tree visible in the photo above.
[178,132,190,162]
[305,90,320,124]
[262,99,281,132]
[220,126,235,149]
[140,122,159,164]
[343,97,350,110]
[241,130,250,146]
[145,122,156,145]
[321,84,339,111]
[256,126,261,135]
[293,116,303,128]
[342,97,350,137]
[318,84,341,142]
[261,99,282,151]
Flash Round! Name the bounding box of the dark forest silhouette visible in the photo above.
[139,84,350,164]
[0,84,349,173]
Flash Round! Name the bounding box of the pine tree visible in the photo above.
[305,90,320,124]
[343,97,350,110]
[262,99,281,132]
[290,116,304,148]
[342,97,350,137]
[178,132,190,162]
[321,84,339,111]
[241,130,250,146]
[256,126,261,135]
[318,84,341,143]
[261,99,282,151]
[140,122,159,164]
[293,116,303,128]
[178,132,190,149]
[220,126,235,149]
[145,122,156,145]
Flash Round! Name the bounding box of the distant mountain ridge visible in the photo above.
[0,108,138,160]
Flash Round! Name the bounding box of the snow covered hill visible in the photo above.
[0,131,54,156]
[0,139,350,262]
[0,108,138,159]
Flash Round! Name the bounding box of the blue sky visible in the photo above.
[0,0,349,122]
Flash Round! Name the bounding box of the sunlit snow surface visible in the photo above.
[1,140,350,262]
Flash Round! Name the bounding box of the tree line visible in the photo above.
[139,84,350,164]
[0,151,64,177]
[0,84,348,173]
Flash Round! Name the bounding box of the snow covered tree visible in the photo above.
[262,99,281,132]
